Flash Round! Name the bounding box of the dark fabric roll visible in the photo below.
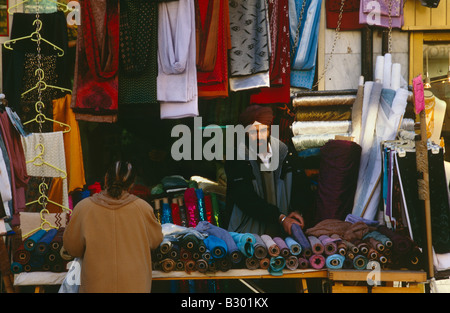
[195,259,209,273]
[291,224,312,257]
[218,258,232,272]
[252,234,268,259]
[24,229,47,251]
[352,239,368,255]
[50,227,65,251]
[161,258,176,273]
[367,247,379,260]
[176,261,185,271]
[315,140,361,223]
[11,262,23,274]
[180,233,201,251]
[46,250,61,264]
[259,257,270,269]
[342,239,359,254]
[367,237,385,252]
[297,257,310,269]
[29,254,45,270]
[159,239,173,254]
[184,260,196,273]
[245,257,259,270]
[51,261,66,273]
[377,225,413,256]
[180,248,192,261]
[13,245,31,265]
[202,250,212,262]
[169,244,180,259]
[353,254,368,270]
[343,257,354,269]
[308,235,324,255]
[36,228,58,256]
[273,237,290,257]
[286,255,299,270]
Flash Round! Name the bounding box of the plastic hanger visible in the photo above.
[8,0,73,15]
[25,182,72,214]
[23,101,71,133]
[3,19,65,56]
[21,68,72,98]
[22,207,59,239]
[26,143,68,179]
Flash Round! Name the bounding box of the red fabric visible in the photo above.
[88,182,102,194]
[326,0,363,30]
[204,194,213,224]
[197,0,229,98]
[73,0,119,115]
[250,0,290,104]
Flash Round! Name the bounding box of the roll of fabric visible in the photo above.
[261,234,280,257]
[176,260,185,271]
[196,259,209,273]
[208,261,218,273]
[185,260,196,273]
[291,224,312,257]
[273,237,290,257]
[285,236,302,256]
[161,201,173,224]
[11,262,23,274]
[291,121,352,136]
[343,258,354,269]
[184,188,200,227]
[337,241,347,256]
[353,255,368,270]
[203,194,214,224]
[326,254,345,269]
[51,261,66,273]
[292,134,347,151]
[24,229,47,251]
[259,257,270,270]
[195,221,242,263]
[171,200,182,226]
[309,254,326,269]
[286,255,299,270]
[342,239,359,254]
[23,264,32,272]
[245,257,260,270]
[46,250,61,264]
[196,189,207,221]
[29,254,45,270]
[210,193,220,227]
[180,248,191,261]
[218,258,232,272]
[170,244,180,259]
[308,236,325,255]
[253,234,268,259]
[367,237,385,252]
[319,235,338,256]
[378,224,413,256]
[203,235,227,259]
[198,241,207,254]
[367,247,379,260]
[161,258,176,273]
[50,227,65,251]
[230,232,255,258]
[269,256,286,276]
[363,230,393,248]
[202,250,212,262]
[316,140,362,222]
[13,245,31,265]
[180,233,201,251]
[297,257,310,269]
[36,228,58,256]
[353,240,368,255]
[159,238,173,254]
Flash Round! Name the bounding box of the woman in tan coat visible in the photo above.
[63,161,163,293]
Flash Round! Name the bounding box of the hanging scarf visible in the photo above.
[289,0,322,89]
[195,0,220,72]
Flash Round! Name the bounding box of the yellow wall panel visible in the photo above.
[415,4,432,26]
[403,0,416,27]
[431,0,447,26]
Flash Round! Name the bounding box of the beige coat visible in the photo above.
[63,191,163,293]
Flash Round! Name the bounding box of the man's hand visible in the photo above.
[279,212,304,235]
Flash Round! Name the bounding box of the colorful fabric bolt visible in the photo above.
[203,235,228,259]
[291,224,312,257]
[273,237,290,257]
[230,232,255,258]
[285,236,302,256]
[35,228,58,256]
[261,234,280,257]
[326,254,345,269]
[269,256,286,276]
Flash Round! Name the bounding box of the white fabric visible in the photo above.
[157,0,198,119]
[0,146,12,217]
[229,71,270,92]
[21,132,69,209]
[382,53,392,89]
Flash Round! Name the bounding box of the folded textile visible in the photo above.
[252,234,268,259]
[273,237,290,257]
[269,256,286,276]
[261,234,280,257]
[308,235,324,255]
[305,219,373,242]
[285,236,302,256]
[345,214,380,227]
[229,232,255,258]
[326,254,345,269]
[203,235,227,259]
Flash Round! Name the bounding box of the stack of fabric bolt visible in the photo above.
[10,227,73,274]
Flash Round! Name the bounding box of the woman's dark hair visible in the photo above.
[105,161,137,198]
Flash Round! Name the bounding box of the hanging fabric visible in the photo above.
[157,0,199,119]
[228,0,271,92]
[118,0,159,106]
[326,0,363,30]
[196,0,230,98]
[289,0,322,89]
[359,0,404,29]
[250,0,291,104]
[71,0,120,123]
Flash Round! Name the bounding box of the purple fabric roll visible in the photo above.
[315,140,362,223]
[273,237,290,257]
[308,236,324,255]
[298,257,310,269]
[319,235,338,255]
[291,224,312,257]
[286,255,299,270]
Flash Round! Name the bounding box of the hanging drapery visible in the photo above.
[196,0,231,98]
[250,0,291,104]
[326,0,363,30]
[289,0,322,89]
[71,0,120,123]
[228,0,271,91]
[359,0,404,28]
[157,0,199,119]
[118,0,159,106]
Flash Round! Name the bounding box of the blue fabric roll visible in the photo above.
[10,262,23,274]
[36,228,58,256]
[161,202,173,224]
[203,235,228,259]
[285,236,302,256]
[230,232,256,258]
[353,254,369,270]
[291,224,312,257]
[252,234,268,259]
[269,256,286,276]
[196,189,207,221]
[195,221,242,263]
[326,254,345,269]
[24,229,47,251]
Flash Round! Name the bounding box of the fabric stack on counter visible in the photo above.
[10,227,73,274]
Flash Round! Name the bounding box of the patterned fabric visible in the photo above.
[228,0,270,77]
[118,0,158,105]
